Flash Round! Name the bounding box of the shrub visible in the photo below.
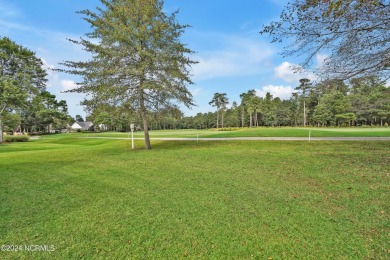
[384,123,389,128]
[217,127,240,131]
[4,135,30,142]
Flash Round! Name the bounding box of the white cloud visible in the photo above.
[240,20,254,30]
[60,80,78,91]
[256,85,293,100]
[316,53,328,67]
[0,19,28,32]
[39,58,59,88]
[274,62,300,83]
[191,34,274,81]
[0,2,20,17]
[189,87,202,97]
[0,18,87,60]
[274,61,317,83]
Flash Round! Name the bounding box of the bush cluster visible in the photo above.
[217,127,240,131]
[4,135,30,142]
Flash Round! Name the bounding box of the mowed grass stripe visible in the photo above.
[79,127,390,139]
[0,137,389,259]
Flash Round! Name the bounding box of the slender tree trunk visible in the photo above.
[294,117,296,127]
[0,118,3,143]
[241,107,245,127]
[303,100,306,127]
[255,111,258,127]
[216,110,219,129]
[221,112,224,128]
[249,113,253,128]
[139,89,151,150]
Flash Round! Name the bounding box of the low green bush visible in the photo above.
[217,127,240,131]
[4,135,30,142]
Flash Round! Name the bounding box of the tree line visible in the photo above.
[0,37,74,142]
[86,76,390,131]
[187,77,390,129]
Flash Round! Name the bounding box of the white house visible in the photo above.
[71,121,93,131]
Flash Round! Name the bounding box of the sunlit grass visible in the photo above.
[0,136,389,258]
[77,127,390,139]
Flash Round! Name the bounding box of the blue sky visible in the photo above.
[0,0,321,117]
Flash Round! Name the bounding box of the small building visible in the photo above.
[71,121,93,131]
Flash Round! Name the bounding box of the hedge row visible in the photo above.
[4,135,30,142]
[217,127,240,131]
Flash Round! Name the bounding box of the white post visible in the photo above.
[309,130,311,142]
[131,129,134,149]
[130,123,135,150]
[197,133,199,143]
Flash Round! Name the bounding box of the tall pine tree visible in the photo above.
[60,0,196,149]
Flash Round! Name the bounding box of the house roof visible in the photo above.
[71,121,93,130]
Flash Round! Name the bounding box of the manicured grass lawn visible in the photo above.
[0,136,389,258]
[83,127,390,139]
[204,127,390,138]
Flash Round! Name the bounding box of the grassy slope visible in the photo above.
[0,136,389,259]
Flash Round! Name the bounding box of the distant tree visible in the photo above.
[314,91,351,126]
[313,98,333,126]
[220,101,229,129]
[19,91,67,133]
[250,96,263,127]
[97,111,116,131]
[369,85,390,126]
[0,37,47,142]
[247,105,254,128]
[335,113,357,126]
[193,112,206,129]
[75,115,84,122]
[275,100,293,126]
[32,91,69,132]
[2,112,21,132]
[225,101,240,127]
[209,92,229,128]
[295,78,313,127]
[348,76,389,125]
[239,90,256,127]
[261,0,390,80]
[316,79,349,96]
[157,105,183,130]
[59,0,196,149]
[290,92,300,126]
[262,92,277,126]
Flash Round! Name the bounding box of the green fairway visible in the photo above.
[0,135,389,258]
[82,127,390,139]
